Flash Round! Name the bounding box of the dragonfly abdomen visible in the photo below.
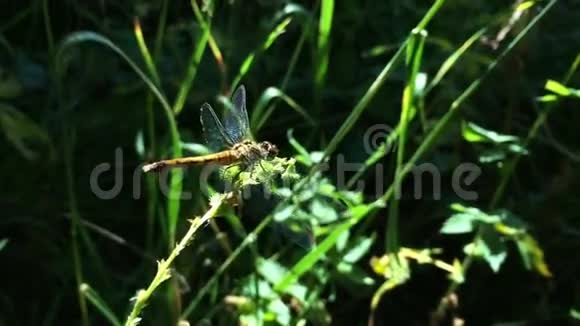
[142,150,240,172]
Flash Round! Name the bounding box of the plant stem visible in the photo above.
[124,193,230,326]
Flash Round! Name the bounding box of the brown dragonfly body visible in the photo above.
[142,140,277,173]
[142,86,277,174]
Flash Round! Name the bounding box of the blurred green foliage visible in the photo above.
[1,0,580,325]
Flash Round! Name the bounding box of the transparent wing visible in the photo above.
[223,85,252,143]
[200,103,234,151]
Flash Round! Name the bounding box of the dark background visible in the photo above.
[1,0,579,325]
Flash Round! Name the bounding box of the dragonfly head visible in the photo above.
[259,141,278,160]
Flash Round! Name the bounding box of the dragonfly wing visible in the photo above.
[200,103,234,151]
[223,85,252,142]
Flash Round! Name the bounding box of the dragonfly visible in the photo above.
[142,85,278,173]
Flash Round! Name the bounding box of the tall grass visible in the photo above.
[4,0,574,325]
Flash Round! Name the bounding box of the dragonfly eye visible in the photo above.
[260,141,278,159]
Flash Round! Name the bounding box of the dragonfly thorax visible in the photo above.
[231,140,278,163]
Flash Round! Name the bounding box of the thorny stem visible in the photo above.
[124,193,231,326]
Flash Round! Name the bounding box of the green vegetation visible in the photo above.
[1,0,579,325]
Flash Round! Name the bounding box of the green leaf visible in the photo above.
[514,234,552,277]
[544,79,580,98]
[315,0,334,87]
[479,148,507,163]
[464,226,508,272]
[257,258,308,303]
[342,236,375,263]
[444,204,502,234]
[240,275,276,298]
[462,121,520,144]
[440,213,477,234]
[310,199,338,224]
[267,298,291,325]
[545,79,571,96]
[273,206,295,222]
[257,258,287,285]
[536,94,559,102]
[335,229,350,252]
[287,129,312,165]
[0,238,8,252]
[275,204,372,292]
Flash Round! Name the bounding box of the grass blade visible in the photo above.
[231,17,292,91]
[55,31,182,247]
[252,86,315,132]
[81,284,122,326]
[173,0,212,115]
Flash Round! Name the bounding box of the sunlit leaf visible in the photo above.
[310,199,338,224]
[515,234,552,277]
[440,213,477,234]
[545,79,572,96]
[462,121,519,144]
[516,1,536,12]
[341,237,373,264]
